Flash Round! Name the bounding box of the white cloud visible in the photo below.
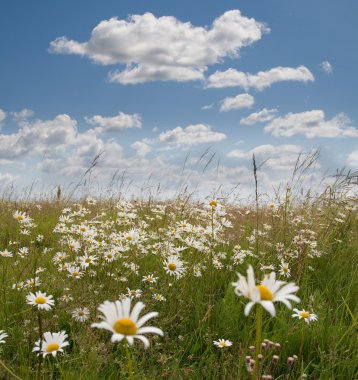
[227,144,303,170]
[0,109,6,126]
[158,124,226,147]
[11,108,35,123]
[50,10,268,84]
[240,108,278,125]
[347,150,358,167]
[85,112,142,133]
[201,103,214,111]
[206,65,314,90]
[264,110,358,138]
[0,114,78,159]
[219,93,254,112]
[131,140,152,157]
[320,61,332,74]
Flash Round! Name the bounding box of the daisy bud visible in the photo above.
[274,342,281,351]
[287,356,294,367]
[293,354,298,362]
[245,356,252,364]
[272,355,280,364]
[249,345,256,353]
[261,342,267,351]
[268,340,274,349]
[258,354,264,362]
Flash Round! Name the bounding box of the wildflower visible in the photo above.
[25,277,41,288]
[142,274,158,284]
[91,298,163,348]
[163,255,186,278]
[232,265,300,316]
[0,249,13,258]
[26,291,55,311]
[0,330,8,344]
[33,331,69,357]
[279,261,291,278]
[71,307,90,322]
[127,288,142,299]
[213,339,233,348]
[67,266,83,279]
[152,293,166,302]
[292,308,318,324]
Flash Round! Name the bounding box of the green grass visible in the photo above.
[0,196,357,380]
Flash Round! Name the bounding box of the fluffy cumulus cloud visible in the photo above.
[219,93,254,112]
[49,10,268,84]
[227,144,303,170]
[85,112,142,133]
[131,140,152,157]
[206,66,314,90]
[0,114,78,159]
[240,108,278,125]
[320,61,333,74]
[264,110,358,138]
[158,124,226,147]
[347,150,358,167]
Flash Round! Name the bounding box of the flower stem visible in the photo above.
[36,310,43,380]
[0,360,23,380]
[124,339,134,380]
[253,304,263,380]
[299,325,305,359]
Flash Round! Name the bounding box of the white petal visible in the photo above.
[134,335,150,349]
[244,302,255,316]
[136,312,158,328]
[137,326,163,336]
[261,301,276,317]
[130,302,145,323]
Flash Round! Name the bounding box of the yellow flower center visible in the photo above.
[72,271,79,277]
[283,266,289,272]
[80,227,86,232]
[256,285,273,301]
[35,296,47,304]
[168,263,177,271]
[113,318,137,335]
[126,236,133,241]
[219,342,226,347]
[300,311,310,318]
[46,343,60,353]
[107,254,113,258]
[18,215,24,221]
[209,200,217,207]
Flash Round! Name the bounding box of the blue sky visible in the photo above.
[0,0,357,199]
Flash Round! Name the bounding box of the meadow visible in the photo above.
[0,183,357,379]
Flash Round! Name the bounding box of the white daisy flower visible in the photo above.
[26,291,55,311]
[213,339,233,348]
[0,330,8,344]
[279,261,291,278]
[163,255,186,278]
[71,307,90,322]
[91,298,163,349]
[292,308,318,324]
[232,265,300,317]
[33,331,69,357]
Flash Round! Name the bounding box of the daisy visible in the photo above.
[142,274,158,284]
[0,330,8,344]
[33,331,69,357]
[292,308,318,324]
[232,265,300,317]
[91,298,163,349]
[26,291,55,311]
[213,339,233,348]
[71,307,90,322]
[163,255,186,278]
[152,293,166,302]
[0,249,13,258]
[279,261,291,278]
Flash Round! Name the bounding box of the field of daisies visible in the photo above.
[0,193,357,379]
